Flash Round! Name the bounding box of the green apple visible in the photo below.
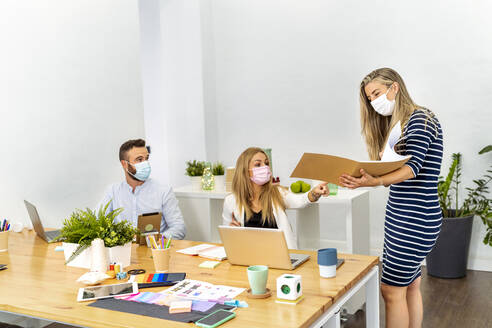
[301,182,311,193]
[290,181,301,193]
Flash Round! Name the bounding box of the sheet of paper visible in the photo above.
[160,279,245,301]
[176,244,215,255]
[381,121,408,162]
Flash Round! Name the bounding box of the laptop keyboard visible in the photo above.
[290,259,297,264]
[45,230,60,239]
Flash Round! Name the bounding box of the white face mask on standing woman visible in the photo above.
[371,85,397,116]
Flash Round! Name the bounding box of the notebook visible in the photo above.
[177,244,227,261]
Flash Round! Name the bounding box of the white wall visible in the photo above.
[0,0,144,229]
[201,0,492,270]
[140,0,207,188]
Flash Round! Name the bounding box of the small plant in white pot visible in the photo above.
[53,201,138,269]
[185,160,205,191]
[212,162,225,192]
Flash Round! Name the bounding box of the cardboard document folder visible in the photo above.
[290,153,411,184]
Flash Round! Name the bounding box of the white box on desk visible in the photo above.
[62,242,132,269]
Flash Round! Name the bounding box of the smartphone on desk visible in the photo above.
[195,309,236,328]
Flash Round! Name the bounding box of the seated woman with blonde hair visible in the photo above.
[222,147,328,249]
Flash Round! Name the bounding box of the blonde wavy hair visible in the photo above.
[360,68,420,160]
[232,147,285,226]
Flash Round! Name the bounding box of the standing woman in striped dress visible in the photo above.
[339,68,443,328]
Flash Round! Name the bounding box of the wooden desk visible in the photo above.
[0,231,379,328]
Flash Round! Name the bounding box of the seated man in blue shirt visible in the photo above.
[98,139,186,239]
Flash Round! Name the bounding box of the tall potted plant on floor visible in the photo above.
[427,146,492,278]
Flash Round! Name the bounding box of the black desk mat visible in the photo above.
[88,298,234,323]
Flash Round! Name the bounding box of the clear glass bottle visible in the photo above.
[201,162,215,191]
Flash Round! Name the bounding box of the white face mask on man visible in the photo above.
[370,86,397,116]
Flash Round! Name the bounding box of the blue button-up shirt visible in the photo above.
[98,178,186,239]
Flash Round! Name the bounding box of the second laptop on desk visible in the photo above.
[218,225,310,270]
[24,200,61,242]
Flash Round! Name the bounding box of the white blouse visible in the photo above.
[222,187,312,249]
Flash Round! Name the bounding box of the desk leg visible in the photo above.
[323,310,341,328]
[365,266,380,328]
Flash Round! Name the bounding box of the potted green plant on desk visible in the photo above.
[426,146,492,278]
[53,201,138,269]
[186,160,205,191]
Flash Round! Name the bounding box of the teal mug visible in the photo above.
[247,265,269,295]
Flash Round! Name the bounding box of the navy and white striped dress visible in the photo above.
[382,109,443,287]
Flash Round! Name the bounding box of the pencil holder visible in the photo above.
[0,231,9,252]
[152,248,171,272]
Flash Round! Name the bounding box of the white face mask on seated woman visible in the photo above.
[370,85,397,116]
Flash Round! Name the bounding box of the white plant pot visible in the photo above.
[190,176,202,191]
[62,242,132,269]
[214,175,225,192]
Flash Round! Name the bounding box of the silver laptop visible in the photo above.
[24,200,61,242]
[218,225,310,270]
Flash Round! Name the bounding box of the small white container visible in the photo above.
[190,176,202,191]
[63,242,132,269]
[319,264,337,278]
[318,248,337,278]
[91,238,108,273]
[214,175,225,192]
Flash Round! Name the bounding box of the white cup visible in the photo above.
[318,248,337,278]
[319,264,337,278]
